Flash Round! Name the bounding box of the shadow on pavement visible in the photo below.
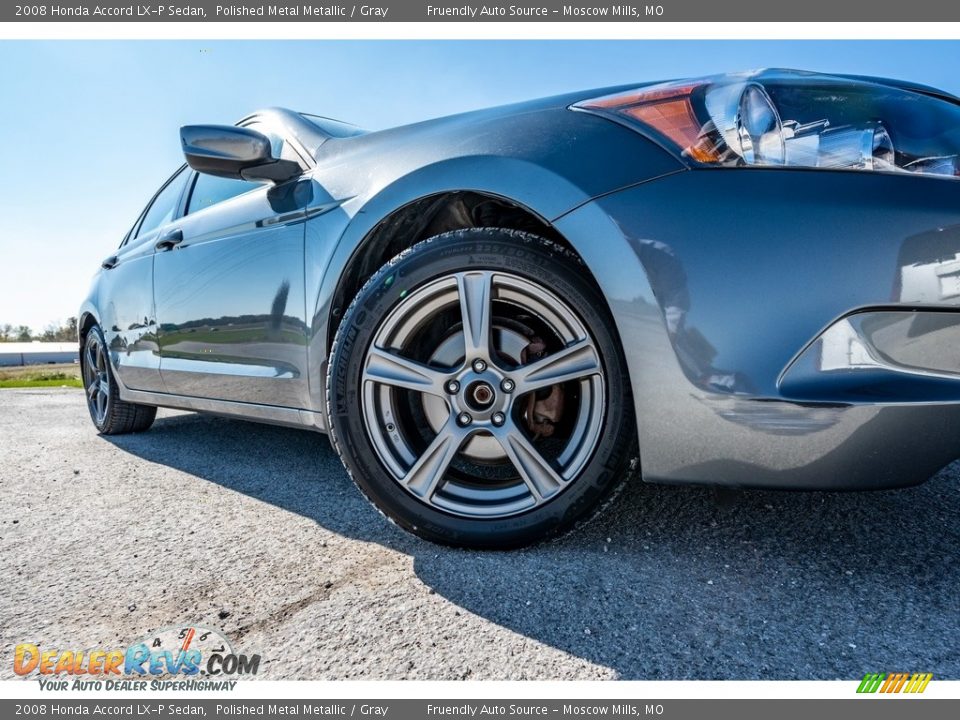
[106,411,960,680]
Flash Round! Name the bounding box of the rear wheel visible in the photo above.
[82,325,156,435]
[327,229,637,548]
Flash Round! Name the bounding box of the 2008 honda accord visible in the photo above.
[80,69,960,547]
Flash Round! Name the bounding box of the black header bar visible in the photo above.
[0,700,959,720]
[4,1,960,23]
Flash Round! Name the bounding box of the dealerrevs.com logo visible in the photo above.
[857,673,933,694]
[13,626,260,691]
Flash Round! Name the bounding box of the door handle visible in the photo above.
[155,228,184,251]
[101,255,119,270]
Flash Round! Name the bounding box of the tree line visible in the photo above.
[0,317,78,343]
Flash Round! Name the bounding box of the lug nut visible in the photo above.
[472,359,487,373]
[445,379,460,394]
[491,412,506,427]
[500,378,515,393]
[457,412,473,427]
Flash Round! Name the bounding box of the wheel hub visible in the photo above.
[422,328,529,462]
[466,380,495,410]
[449,367,509,421]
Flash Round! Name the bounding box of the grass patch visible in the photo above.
[0,377,84,389]
[0,363,83,389]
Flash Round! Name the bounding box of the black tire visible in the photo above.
[81,325,157,435]
[327,228,637,548]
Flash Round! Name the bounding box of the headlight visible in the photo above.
[572,69,960,180]
[735,83,784,165]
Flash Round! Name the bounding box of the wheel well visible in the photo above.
[78,312,97,347]
[328,191,580,347]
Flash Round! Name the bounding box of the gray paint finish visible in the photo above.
[80,79,960,492]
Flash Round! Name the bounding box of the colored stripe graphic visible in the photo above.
[880,673,896,693]
[180,627,196,653]
[904,673,933,693]
[891,673,909,693]
[857,672,932,694]
[857,673,885,693]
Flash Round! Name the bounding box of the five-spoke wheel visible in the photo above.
[83,329,111,426]
[328,229,636,547]
[81,325,156,435]
[360,269,605,518]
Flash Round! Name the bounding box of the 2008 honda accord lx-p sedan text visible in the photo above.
[79,69,960,547]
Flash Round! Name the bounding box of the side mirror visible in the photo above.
[180,125,301,183]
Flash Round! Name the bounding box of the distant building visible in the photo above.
[0,342,79,367]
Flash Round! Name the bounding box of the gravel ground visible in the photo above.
[1,388,958,680]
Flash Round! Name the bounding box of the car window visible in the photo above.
[135,167,190,239]
[187,173,263,215]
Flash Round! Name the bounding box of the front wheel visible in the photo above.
[81,325,157,435]
[327,229,637,548]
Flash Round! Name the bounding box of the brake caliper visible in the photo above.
[520,336,565,439]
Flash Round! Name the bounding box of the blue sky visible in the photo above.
[1,40,958,332]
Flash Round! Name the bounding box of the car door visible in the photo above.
[98,166,191,392]
[153,126,312,408]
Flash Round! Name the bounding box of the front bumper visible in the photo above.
[556,168,960,490]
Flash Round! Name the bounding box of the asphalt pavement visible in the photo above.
[1,388,958,680]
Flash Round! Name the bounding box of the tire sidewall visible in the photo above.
[328,230,634,547]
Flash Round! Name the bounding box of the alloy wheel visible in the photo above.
[360,270,606,518]
[83,332,111,425]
